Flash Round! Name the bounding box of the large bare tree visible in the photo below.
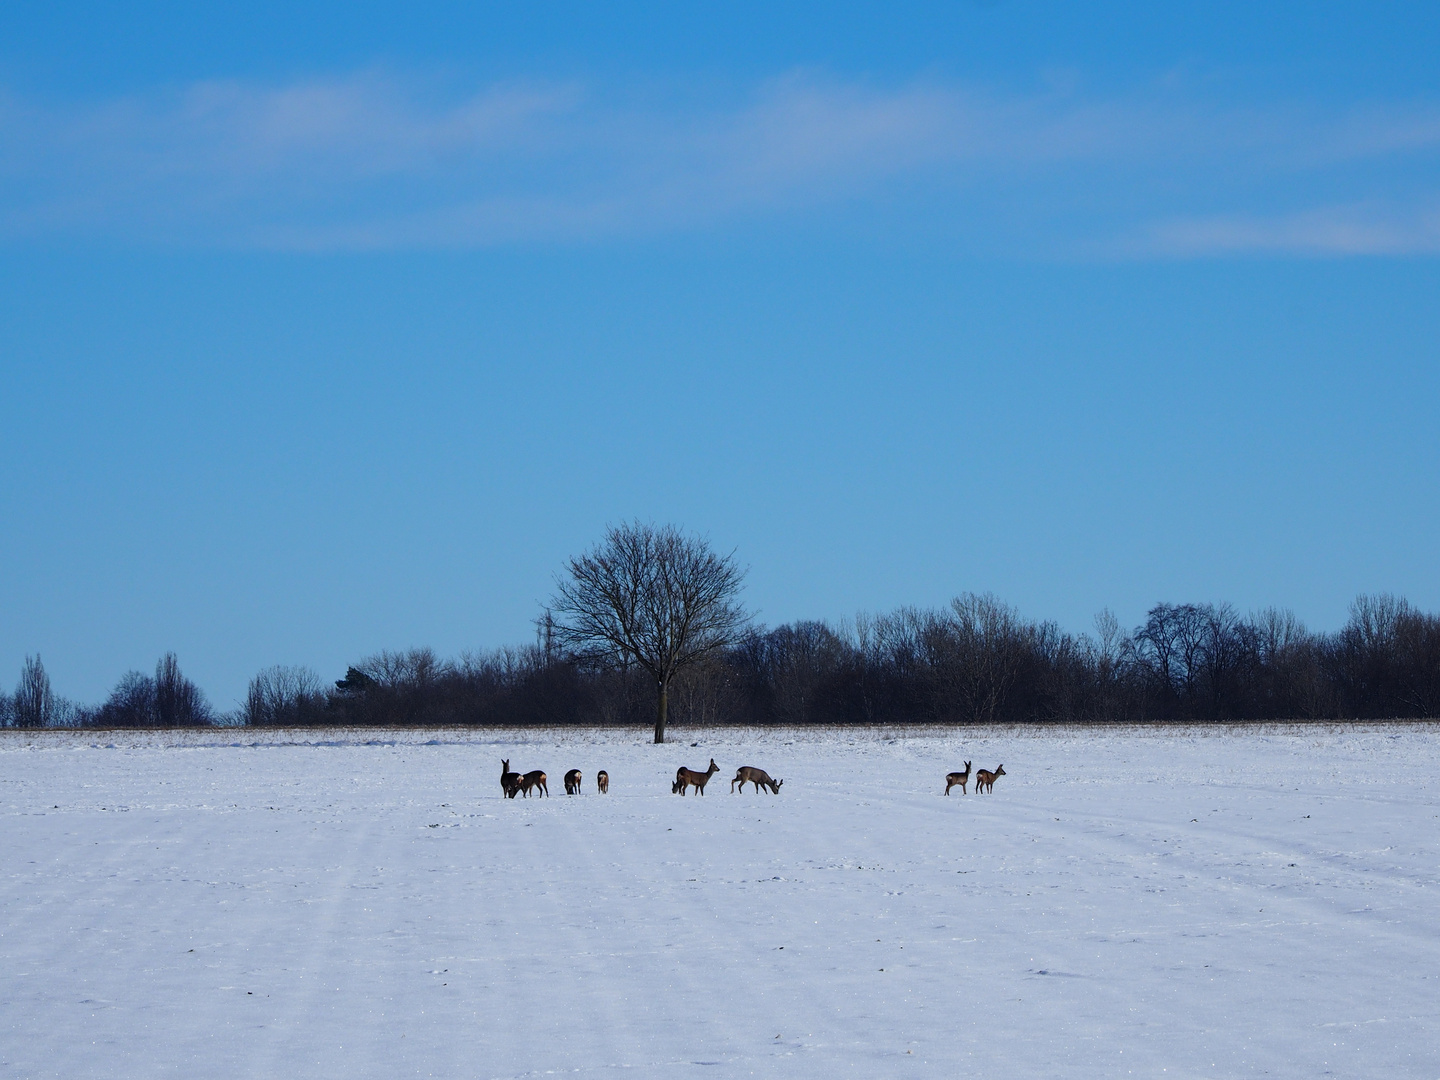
[550,522,747,743]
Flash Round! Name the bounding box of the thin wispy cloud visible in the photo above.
[2,69,1438,255]
[1145,203,1440,257]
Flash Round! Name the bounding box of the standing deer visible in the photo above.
[596,770,609,794]
[675,759,719,795]
[501,759,521,799]
[731,766,783,794]
[519,770,548,797]
[945,761,972,795]
[974,764,1005,793]
[564,769,583,795]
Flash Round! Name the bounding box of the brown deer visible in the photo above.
[564,769,582,795]
[519,770,548,797]
[731,766,782,794]
[675,758,719,795]
[974,764,1005,793]
[945,761,972,795]
[501,759,521,799]
[596,770,609,794]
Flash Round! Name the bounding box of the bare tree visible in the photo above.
[1088,608,1129,721]
[750,620,847,724]
[1252,607,1329,719]
[353,648,446,692]
[1197,602,1246,718]
[1135,603,1209,710]
[1394,608,1440,718]
[14,655,55,729]
[550,522,747,743]
[245,665,326,726]
[154,653,213,727]
[333,648,449,725]
[927,593,1027,724]
[97,670,158,727]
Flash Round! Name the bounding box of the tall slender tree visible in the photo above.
[153,653,213,727]
[550,522,747,743]
[14,655,55,729]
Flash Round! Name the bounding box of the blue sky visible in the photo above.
[2,2,1438,709]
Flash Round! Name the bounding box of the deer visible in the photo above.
[731,766,783,794]
[596,770,609,794]
[945,761,972,795]
[519,769,548,797]
[501,759,522,799]
[675,758,719,795]
[564,769,582,795]
[974,764,1005,793]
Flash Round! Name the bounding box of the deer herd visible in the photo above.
[501,757,1005,798]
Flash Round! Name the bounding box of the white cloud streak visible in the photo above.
[2,70,1439,255]
[1145,204,1440,257]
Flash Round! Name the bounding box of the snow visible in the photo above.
[3,724,1438,1078]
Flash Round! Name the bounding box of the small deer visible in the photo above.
[564,769,582,795]
[731,766,783,794]
[501,759,521,799]
[675,758,719,795]
[945,761,972,795]
[596,770,609,794]
[974,764,1005,793]
[519,770,548,797]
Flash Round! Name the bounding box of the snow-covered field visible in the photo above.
[3,724,1438,1079]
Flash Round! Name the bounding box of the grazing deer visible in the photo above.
[945,761,972,796]
[564,769,582,795]
[596,770,609,794]
[519,770,548,797]
[501,759,522,799]
[974,764,1005,793]
[731,766,783,794]
[675,758,719,795]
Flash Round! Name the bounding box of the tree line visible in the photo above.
[1,651,214,729]
[4,525,1438,731]
[5,592,1438,731]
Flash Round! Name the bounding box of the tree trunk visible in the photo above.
[654,680,668,744]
